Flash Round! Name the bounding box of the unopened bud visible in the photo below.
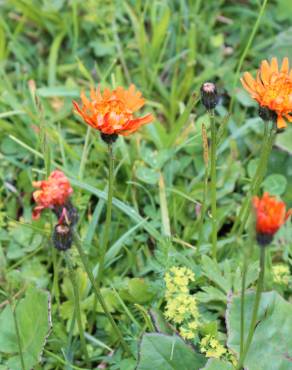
[52,224,73,251]
[200,82,219,110]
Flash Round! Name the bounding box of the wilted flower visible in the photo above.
[241,57,292,129]
[73,85,153,141]
[32,170,73,220]
[253,192,291,246]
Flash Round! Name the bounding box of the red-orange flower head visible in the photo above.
[32,170,73,220]
[73,84,154,140]
[241,57,292,129]
[253,192,292,246]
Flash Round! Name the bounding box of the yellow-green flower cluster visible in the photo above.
[199,335,237,366]
[200,335,226,359]
[164,266,199,340]
[272,264,290,285]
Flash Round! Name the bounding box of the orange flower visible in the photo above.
[241,57,292,129]
[253,192,291,237]
[73,84,154,136]
[32,170,73,220]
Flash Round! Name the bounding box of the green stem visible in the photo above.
[65,252,90,366]
[198,165,209,248]
[229,0,268,113]
[231,122,269,235]
[11,300,25,370]
[236,128,275,237]
[96,143,114,287]
[73,234,132,356]
[239,251,248,359]
[237,247,266,369]
[51,247,60,311]
[210,111,217,260]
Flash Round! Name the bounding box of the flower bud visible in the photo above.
[53,201,78,226]
[52,224,73,251]
[200,82,219,110]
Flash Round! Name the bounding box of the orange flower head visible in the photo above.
[253,192,291,245]
[32,170,73,220]
[73,84,154,138]
[241,57,292,129]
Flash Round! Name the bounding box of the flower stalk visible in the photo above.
[231,123,275,237]
[237,246,266,369]
[73,233,132,356]
[65,252,90,365]
[198,124,209,247]
[96,142,114,287]
[210,110,218,260]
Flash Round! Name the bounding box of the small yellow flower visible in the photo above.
[180,327,195,340]
[164,266,199,340]
[272,264,290,285]
[200,335,226,359]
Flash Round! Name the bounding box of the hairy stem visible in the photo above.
[65,252,90,366]
[210,111,218,260]
[237,247,266,369]
[74,233,132,356]
[96,143,114,287]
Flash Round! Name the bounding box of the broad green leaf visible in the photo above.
[136,166,159,185]
[137,333,206,370]
[0,286,51,370]
[262,174,287,195]
[227,291,292,370]
[201,256,231,294]
[275,127,292,155]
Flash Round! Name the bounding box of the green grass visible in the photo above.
[0,1,292,369]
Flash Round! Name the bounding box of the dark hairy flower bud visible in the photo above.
[258,106,277,123]
[200,82,219,110]
[52,224,73,251]
[100,133,118,144]
[53,201,79,226]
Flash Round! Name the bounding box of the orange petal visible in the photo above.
[271,57,279,74]
[281,57,289,74]
[277,115,287,129]
[260,60,272,84]
[242,72,256,89]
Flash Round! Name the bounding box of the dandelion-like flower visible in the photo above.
[73,84,154,140]
[32,170,73,220]
[241,57,292,129]
[253,192,291,245]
